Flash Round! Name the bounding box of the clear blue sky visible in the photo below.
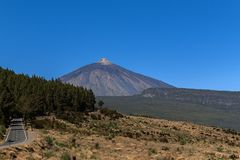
[0,0,240,91]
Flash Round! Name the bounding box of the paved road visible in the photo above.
[0,118,27,148]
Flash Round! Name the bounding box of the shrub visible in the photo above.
[159,136,169,143]
[95,143,100,149]
[55,141,68,148]
[57,111,86,124]
[0,125,6,139]
[44,151,55,158]
[100,108,123,120]
[229,154,239,160]
[32,119,52,129]
[98,100,104,107]
[106,132,116,140]
[148,148,157,156]
[91,121,119,135]
[90,155,97,160]
[61,152,71,160]
[91,114,99,120]
[162,146,169,151]
[71,137,76,147]
[217,146,224,152]
[179,137,187,145]
[45,136,54,146]
[54,121,67,131]
[176,132,191,145]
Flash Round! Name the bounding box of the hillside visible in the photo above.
[0,67,96,138]
[0,110,239,160]
[141,88,240,106]
[98,88,240,131]
[60,58,174,96]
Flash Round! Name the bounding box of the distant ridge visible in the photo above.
[98,87,240,131]
[141,87,240,106]
[60,58,174,96]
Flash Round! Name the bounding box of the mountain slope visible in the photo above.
[60,58,174,96]
[98,88,240,131]
[1,111,240,160]
[141,87,240,106]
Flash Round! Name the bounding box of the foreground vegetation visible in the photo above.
[0,108,239,160]
[0,67,95,137]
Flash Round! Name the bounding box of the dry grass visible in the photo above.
[0,111,239,160]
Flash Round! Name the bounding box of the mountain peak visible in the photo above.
[97,58,112,65]
[60,59,174,96]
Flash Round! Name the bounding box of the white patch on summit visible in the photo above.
[98,58,112,65]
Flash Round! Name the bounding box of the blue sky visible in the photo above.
[0,0,240,91]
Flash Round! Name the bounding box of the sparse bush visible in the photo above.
[61,152,71,160]
[0,125,6,139]
[106,132,116,140]
[71,137,77,147]
[176,132,191,145]
[57,111,86,124]
[95,143,100,149]
[55,141,68,148]
[45,136,54,146]
[32,119,52,129]
[179,137,187,145]
[148,148,157,156]
[223,129,238,135]
[162,146,169,151]
[91,114,99,120]
[98,100,104,107]
[91,121,120,137]
[54,120,67,131]
[229,154,239,160]
[126,131,135,139]
[44,151,55,158]
[159,136,169,143]
[100,108,123,120]
[90,155,97,160]
[217,146,224,152]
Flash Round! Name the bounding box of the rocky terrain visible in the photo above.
[60,58,174,96]
[0,109,239,160]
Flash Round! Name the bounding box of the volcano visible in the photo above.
[60,58,174,96]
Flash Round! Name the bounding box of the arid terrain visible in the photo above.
[0,109,239,160]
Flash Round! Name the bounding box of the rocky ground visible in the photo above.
[0,109,239,160]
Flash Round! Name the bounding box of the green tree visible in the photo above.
[0,87,16,124]
[98,100,104,108]
[0,66,96,126]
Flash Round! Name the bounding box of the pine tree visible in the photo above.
[0,87,16,124]
[98,100,104,108]
[0,66,96,126]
